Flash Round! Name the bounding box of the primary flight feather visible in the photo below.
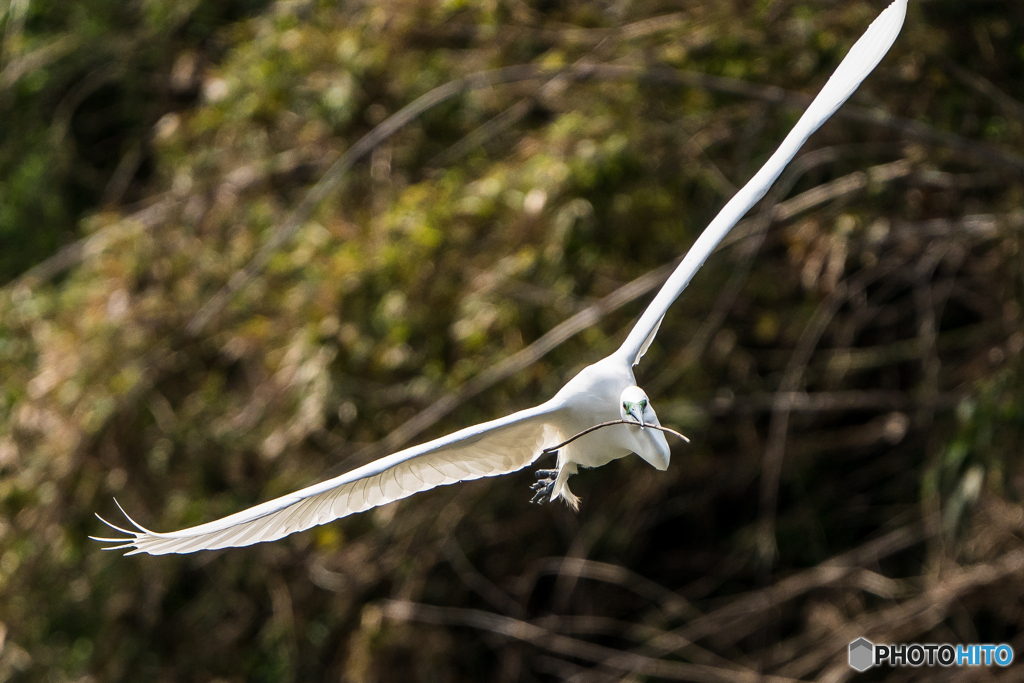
[95,0,908,555]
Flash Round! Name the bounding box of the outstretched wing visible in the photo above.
[93,401,564,555]
[633,314,663,366]
[616,0,908,365]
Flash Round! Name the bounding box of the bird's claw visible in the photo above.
[530,469,558,504]
[529,482,554,504]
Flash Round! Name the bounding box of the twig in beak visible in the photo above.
[541,419,689,455]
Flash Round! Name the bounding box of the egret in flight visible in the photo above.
[95,0,908,555]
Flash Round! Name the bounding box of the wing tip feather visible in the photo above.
[91,501,155,555]
[113,498,154,534]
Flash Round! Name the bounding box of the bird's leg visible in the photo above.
[530,468,559,504]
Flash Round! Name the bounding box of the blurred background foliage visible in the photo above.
[1,0,1023,681]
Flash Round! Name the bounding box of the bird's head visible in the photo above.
[620,386,654,429]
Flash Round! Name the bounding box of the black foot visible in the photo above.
[530,469,558,504]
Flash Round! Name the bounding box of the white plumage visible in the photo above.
[94,0,907,555]
[98,403,561,554]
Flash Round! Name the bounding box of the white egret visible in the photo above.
[94,0,908,555]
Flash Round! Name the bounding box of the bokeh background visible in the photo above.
[1,0,1023,681]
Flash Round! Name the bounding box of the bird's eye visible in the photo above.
[640,399,648,409]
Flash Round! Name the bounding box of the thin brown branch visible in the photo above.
[711,389,962,414]
[0,33,78,92]
[757,279,853,564]
[427,98,534,169]
[13,195,173,286]
[542,420,689,455]
[49,65,123,145]
[409,13,689,49]
[939,55,1024,121]
[757,261,899,566]
[380,599,803,683]
[530,614,750,673]
[524,557,700,621]
[574,524,923,683]
[444,538,526,618]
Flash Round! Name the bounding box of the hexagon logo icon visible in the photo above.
[849,638,874,672]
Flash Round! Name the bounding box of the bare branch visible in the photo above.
[542,420,689,455]
[380,599,804,683]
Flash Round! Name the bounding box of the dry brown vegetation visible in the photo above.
[1,0,1023,681]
